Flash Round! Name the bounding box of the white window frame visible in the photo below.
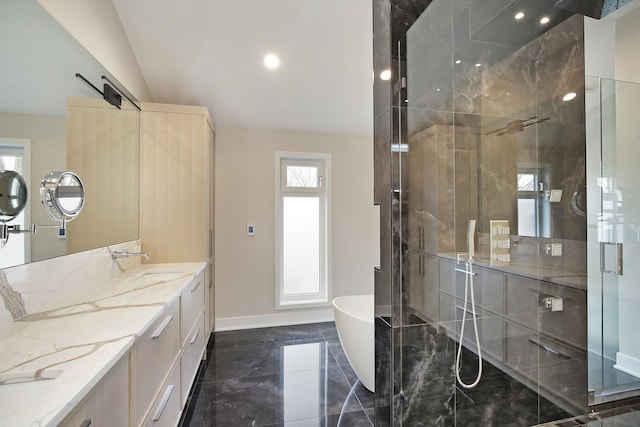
[275,151,331,310]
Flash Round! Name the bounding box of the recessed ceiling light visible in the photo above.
[540,16,550,24]
[562,92,577,102]
[455,59,462,64]
[475,63,482,67]
[515,11,525,20]
[380,69,391,80]
[264,54,280,69]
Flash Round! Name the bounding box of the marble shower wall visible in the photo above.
[406,7,586,250]
[372,0,394,424]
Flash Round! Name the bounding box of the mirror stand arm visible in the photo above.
[2,223,62,237]
[6,224,38,235]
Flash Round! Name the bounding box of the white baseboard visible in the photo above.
[215,308,335,331]
[615,352,640,378]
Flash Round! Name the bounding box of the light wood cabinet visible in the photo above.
[141,360,181,427]
[139,102,215,338]
[131,271,207,427]
[181,310,206,407]
[59,267,207,427]
[131,297,181,426]
[181,270,205,346]
[59,355,129,427]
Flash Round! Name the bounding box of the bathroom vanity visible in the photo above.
[0,255,208,427]
[408,251,587,414]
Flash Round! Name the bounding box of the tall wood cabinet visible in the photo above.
[139,102,215,336]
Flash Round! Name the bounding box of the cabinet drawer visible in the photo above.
[455,265,505,315]
[142,361,181,427]
[59,355,129,427]
[439,258,455,296]
[506,274,587,350]
[439,292,504,362]
[505,274,540,330]
[504,320,586,411]
[181,270,205,346]
[133,297,180,426]
[181,310,206,406]
[538,281,586,350]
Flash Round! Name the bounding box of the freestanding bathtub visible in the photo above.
[332,295,375,392]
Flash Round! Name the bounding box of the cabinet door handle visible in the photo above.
[79,420,92,427]
[152,315,174,339]
[190,327,201,345]
[456,304,478,318]
[153,384,175,422]
[190,280,201,293]
[209,229,213,258]
[528,339,570,359]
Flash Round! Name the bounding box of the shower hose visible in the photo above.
[455,257,483,389]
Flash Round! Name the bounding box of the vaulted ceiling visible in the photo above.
[112,0,374,136]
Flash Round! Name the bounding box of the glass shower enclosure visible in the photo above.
[587,76,640,405]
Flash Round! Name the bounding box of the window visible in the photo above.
[275,152,331,309]
[517,172,539,237]
[516,166,551,238]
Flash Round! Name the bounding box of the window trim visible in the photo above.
[275,151,332,310]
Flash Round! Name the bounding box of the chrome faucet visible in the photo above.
[112,249,150,261]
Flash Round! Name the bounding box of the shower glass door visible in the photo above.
[587,76,640,404]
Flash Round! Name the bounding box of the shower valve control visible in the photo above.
[544,243,563,256]
[543,297,564,312]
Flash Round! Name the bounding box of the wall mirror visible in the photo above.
[403,4,586,245]
[40,171,85,235]
[0,0,140,269]
[0,171,28,221]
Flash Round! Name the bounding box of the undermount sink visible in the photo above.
[128,269,186,284]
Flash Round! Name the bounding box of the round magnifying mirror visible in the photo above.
[41,171,85,221]
[0,170,28,222]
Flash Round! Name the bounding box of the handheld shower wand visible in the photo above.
[455,220,483,389]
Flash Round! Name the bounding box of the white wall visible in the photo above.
[584,17,616,79]
[37,0,151,101]
[616,5,640,83]
[215,127,378,328]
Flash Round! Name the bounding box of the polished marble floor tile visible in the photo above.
[184,322,374,427]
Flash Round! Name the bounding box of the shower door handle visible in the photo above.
[600,242,623,276]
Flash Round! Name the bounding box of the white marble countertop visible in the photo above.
[436,252,587,290]
[0,261,206,427]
